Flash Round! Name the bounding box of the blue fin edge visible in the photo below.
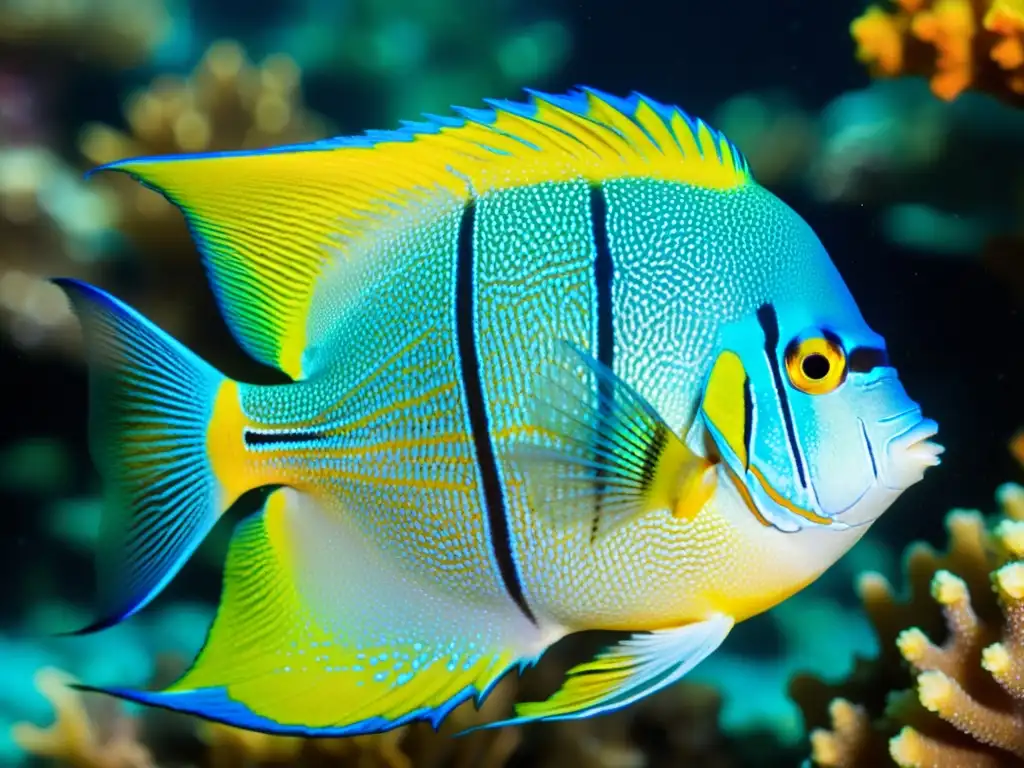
[75,682,481,737]
[86,85,748,180]
[73,654,529,736]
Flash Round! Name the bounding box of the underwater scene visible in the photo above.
[3,0,1024,766]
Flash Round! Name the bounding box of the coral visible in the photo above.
[851,0,1024,108]
[0,146,117,355]
[0,0,176,359]
[11,668,153,768]
[791,481,1024,767]
[268,0,571,126]
[0,0,172,69]
[711,90,820,189]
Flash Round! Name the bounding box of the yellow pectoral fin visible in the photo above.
[78,488,537,736]
[471,615,734,730]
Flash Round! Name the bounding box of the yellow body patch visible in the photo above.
[702,350,750,467]
[206,379,255,507]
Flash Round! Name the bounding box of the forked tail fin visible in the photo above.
[56,278,249,634]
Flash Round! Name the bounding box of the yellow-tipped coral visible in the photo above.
[852,0,1024,107]
[793,480,1024,767]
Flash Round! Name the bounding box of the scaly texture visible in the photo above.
[851,0,1024,107]
[792,480,1024,767]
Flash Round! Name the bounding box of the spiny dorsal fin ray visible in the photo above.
[93,87,751,379]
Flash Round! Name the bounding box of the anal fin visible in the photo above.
[472,615,733,729]
[80,488,539,735]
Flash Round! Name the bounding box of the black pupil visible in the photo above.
[802,353,831,380]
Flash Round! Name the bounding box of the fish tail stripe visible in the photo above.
[589,183,615,542]
[84,488,522,736]
[755,304,808,487]
[455,201,537,626]
[53,279,246,634]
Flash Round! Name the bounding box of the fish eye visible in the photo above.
[785,335,846,395]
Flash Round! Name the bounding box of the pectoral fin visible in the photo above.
[514,341,715,540]
[470,614,734,729]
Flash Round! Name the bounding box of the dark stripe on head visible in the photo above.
[755,304,808,487]
[590,183,615,542]
[244,429,324,446]
[848,346,890,373]
[455,201,537,625]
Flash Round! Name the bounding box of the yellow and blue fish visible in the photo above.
[54,87,942,735]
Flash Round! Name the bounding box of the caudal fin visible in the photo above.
[56,278,242,634]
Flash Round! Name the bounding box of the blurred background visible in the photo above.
[2,0,1023,766]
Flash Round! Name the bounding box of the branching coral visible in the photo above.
[792,482,1024,767]
[11,668,153,768]
[0,0,171,69]
[852,0,1024,108]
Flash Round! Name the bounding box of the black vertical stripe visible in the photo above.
[755,304,808,487]
[590,184,615,542]
[741,377,753,471]
[455,201,537,625]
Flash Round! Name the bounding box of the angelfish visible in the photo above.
[54,88,942,734]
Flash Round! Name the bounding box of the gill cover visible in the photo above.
[699,298,938,531]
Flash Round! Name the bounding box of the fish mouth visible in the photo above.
[885,416,943,490]
[900,418,944,467]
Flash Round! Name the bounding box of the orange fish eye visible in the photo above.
[784,336,846,395]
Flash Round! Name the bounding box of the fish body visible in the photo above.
[55,88,941,734]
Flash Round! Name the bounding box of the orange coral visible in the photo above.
[852,0,1024,107]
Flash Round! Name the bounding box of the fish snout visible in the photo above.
[885,416,943,490]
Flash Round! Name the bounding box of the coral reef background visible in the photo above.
[2,0,1023,766]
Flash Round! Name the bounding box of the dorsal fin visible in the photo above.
[93,87,751,379]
